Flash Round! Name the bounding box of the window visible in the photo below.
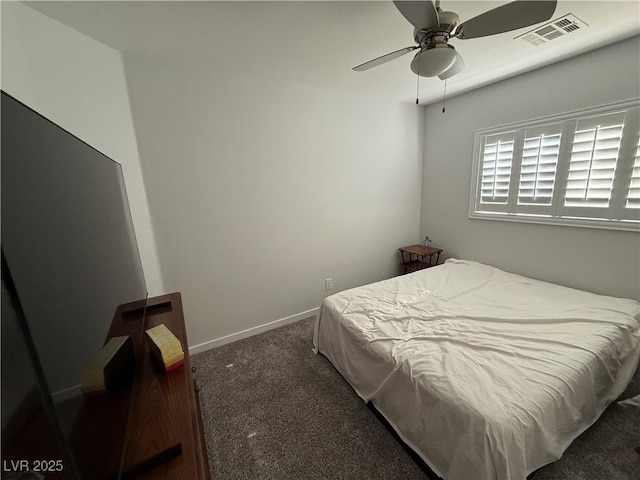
[469,100,640,231]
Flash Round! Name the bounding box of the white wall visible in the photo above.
[1,2,164,296]
[122,56,423,349]
[421,36,640,300]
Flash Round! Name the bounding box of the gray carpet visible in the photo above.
[191,318,640,480]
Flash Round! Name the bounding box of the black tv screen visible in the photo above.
[1,91,148,479]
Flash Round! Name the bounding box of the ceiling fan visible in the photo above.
[354,0,558,80]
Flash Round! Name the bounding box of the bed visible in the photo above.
[313,259,640,480]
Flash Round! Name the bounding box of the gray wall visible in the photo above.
[123,55,424,349]
[420,36,640,300]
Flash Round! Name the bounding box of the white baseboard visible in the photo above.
[188,307,319,356]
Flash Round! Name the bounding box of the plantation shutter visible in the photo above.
[563,112,624,209]
[479,131,516,212]
[555,111,626,220]
[626,136,640,209]
[516,124,562,214]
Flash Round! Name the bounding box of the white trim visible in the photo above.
[469,211,640,232]
[188,307,319,355]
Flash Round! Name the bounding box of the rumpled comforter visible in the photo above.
[314,259,640,479]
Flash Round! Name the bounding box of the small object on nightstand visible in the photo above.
[421,236,433,248]
[399,244,443,274]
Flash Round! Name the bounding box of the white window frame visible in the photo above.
[469,99,640,232]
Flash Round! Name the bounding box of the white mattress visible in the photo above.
[313,259,640,480]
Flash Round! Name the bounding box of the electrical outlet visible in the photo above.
[325,278,333,290]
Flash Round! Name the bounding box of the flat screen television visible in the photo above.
[1,91,148,479]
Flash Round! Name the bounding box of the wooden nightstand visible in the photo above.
[399,244,443,274]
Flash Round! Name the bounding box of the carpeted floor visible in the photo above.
[191,317,640,480]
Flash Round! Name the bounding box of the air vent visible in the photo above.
[515,14,587,46]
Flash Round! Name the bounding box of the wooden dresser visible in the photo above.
[122,292,210,479]
[70,292,210,479]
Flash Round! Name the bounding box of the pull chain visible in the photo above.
[415,50,421,105]
[442,75,447,114]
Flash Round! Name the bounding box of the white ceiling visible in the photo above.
[23,1,640,105]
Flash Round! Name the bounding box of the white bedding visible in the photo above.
[313,259,640,480]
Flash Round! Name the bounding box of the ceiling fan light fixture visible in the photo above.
[411,44,457,77]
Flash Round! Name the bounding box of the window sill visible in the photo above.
[469,211,640,232]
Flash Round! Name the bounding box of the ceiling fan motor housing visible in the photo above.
[413,10,459,44]
[436,10,460,36]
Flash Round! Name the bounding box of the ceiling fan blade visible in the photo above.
[438,51,465,80]
[457,0,557,39]
[393,1,439,31]
[353,46,418,71]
